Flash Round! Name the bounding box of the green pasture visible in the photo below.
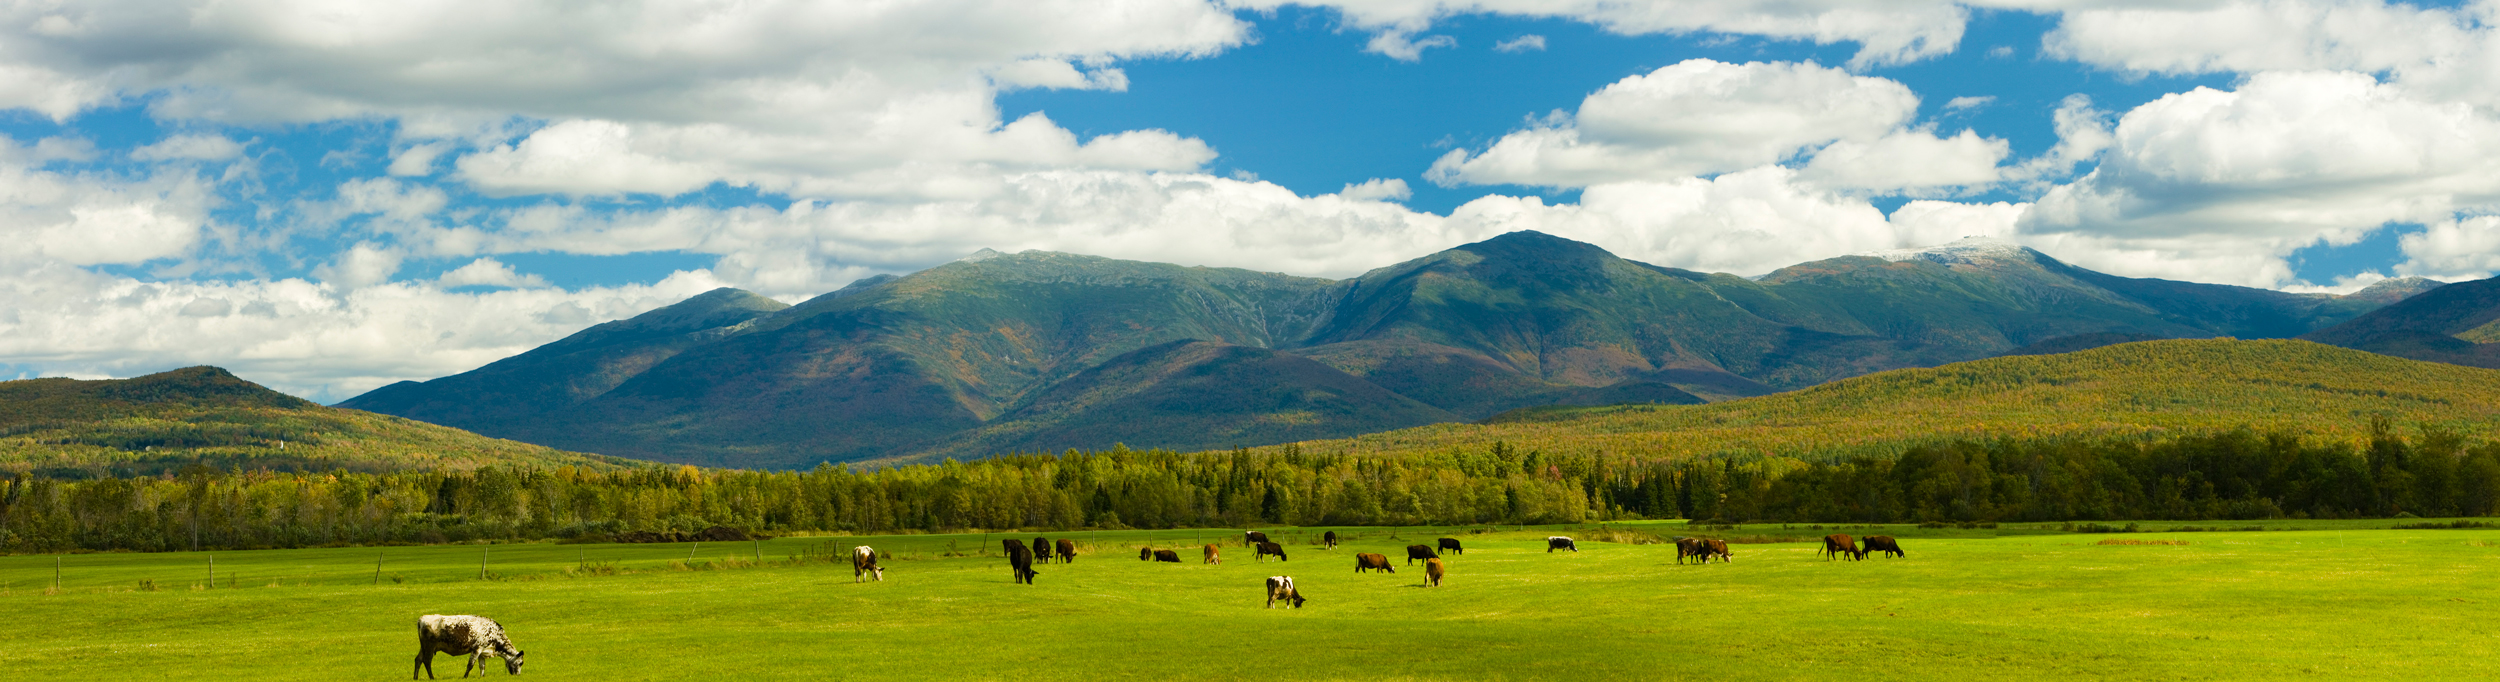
[4,521,2498,680]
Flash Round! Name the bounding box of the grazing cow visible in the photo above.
[1006,541,1039,584]
[1546,536,1578,553]
[1704,538,1732,563]
[1265,576,1306,609]
[1140,547,1153,561]
[1861,536,1904,559]
[1204,544,1222,564]
[1001,538,1025,559]
[1154,549,1182,563]
[852,546,884,582]
[1437,537,1463,555]
[1245,531,1271,547]
[1256,541,1288,562]
[1354,553,1395,573]
[1405,544,1439,565]
[1821,534,1864,561]
[1424,558,1444,587]
[1056,538,1077,563]
[1675,537,1707,564]
[413,614,523,679]
[1032,536,1053,562]
[1323,531,1338,549]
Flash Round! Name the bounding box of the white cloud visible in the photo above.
[0,137,214,267]
[1428,59,2005,192]
[1368,31,1458,61]
[388,142,450,176]
[0,264,731,400]
[131,134,246,162]
[2399,216,2500,279]
[1338,178,1412,202]
[2043,0,2471,77]
[313,243,403,290]
[1251,0,1972,68]
[437,258,551,289]
[1942,95,1993,112]
[1493,35,1546,53]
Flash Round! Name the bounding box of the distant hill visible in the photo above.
[2302,275,2500,369]
[2,367,630,476]
[342,233,2425,469]
[1272,339,2500,461]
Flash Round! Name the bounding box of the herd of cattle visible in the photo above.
[420,528,1908,676]
[839,528,1903,610]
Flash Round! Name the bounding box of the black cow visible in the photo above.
[1256,541,1288,562]
[1001,538,1025,559]
[1436,537,1463,555]
[1546,536,1577,553]
[1032,536,1053,562]
[1405,544,1439,565]
[1245,531,1271,547]
[1153,549,1182,563]
[1861,536,1904,559]
[1006,542,1038,585]
[1056,539,1077,563]
[1323,531,1338,549]
[1675,537,1707,564]
[1354,553,1394,573]
[1140,546,1153,561]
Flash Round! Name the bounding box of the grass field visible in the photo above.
[4,521,2497,680]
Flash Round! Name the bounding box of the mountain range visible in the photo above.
[340,231,2447,469]
[2302,274,2500,368]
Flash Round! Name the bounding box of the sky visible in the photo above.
[4,0,2499,402]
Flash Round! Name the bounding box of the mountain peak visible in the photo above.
[959,248,1005,262]
[1861,237,2036,266]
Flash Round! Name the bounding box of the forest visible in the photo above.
[3,420,2496,554]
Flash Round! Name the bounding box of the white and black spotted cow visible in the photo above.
[1546,536,1578,553]
[853,546,885,582]
[414,614,524,679]
[1264,576,1306,609]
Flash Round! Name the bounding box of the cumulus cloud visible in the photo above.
[0,137,214,267]
[0,264,731,400]
[1251,0,1972,68]
[1338,178,1412,202]
[1428,59,2006,192]
[2400,216,2500,279]
[437,258,551,289]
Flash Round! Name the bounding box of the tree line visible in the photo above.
[3,421,2494,553]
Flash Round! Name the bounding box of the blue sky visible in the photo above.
[2,0,2497,399]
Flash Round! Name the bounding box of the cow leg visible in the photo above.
[463,652,477,678]
[415,650,433,680]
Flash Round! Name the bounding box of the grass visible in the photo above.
[4,520,2497,680]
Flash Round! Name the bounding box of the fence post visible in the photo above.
[54,556,61,591]
[690,542,700,563]
[207,554,214,589]
[479,546,489,580]
[374,551,384,585]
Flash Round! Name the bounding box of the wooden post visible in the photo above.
[374,551,384,585]
[479,546,489,580]
[55,556,62,590]
[689,542,700,562]
[754,540,761,562]
[207,554,214,589]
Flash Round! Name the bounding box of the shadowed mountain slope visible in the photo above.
[343,232,2423,469]
[6,367,629,475]
[2303,275,2500,368]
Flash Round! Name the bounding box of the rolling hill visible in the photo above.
[342,233,2432,469]
[0,366,633,476]
[2302,275,2500,369]
[1265,339,2500,461]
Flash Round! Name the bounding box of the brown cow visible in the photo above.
[1675,537,1707,564]
[1153,549,1182,563]
[1032,536,1053,562]
[1354,553,1395,573]
[1056,538,1077,563]
[1704,538,1732,563]
[1323,530,1338,549]
[1265,576,1306,609]
[1256,541,1289,562]
[1822,534,1863,561]
[1405,544,1439,565]
[1424,558,1444,587]
[1204,544,1221,564]
[1861,536,1904,558]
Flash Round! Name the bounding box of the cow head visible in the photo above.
[504,650,525,675]
[1287,591,1306,608]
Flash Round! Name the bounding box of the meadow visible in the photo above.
[3,521,2496,680]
